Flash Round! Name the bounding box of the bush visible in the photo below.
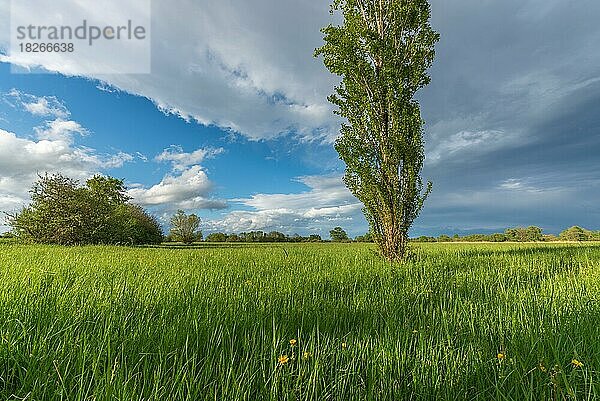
[8,173,163,245]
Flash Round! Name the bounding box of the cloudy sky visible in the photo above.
[0,0,599,237]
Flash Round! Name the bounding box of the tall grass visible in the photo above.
[0,242,599,400]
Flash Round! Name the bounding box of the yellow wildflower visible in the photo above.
[289,339,297,347]
[497,352,506,360]
[571,359,584,368]
[278,355,289,365]
[342,342,347,350]
[303,351,311,360]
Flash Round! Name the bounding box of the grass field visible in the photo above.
[0,242,599,400]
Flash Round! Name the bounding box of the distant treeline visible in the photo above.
[4,222,599,245]
[164,226,361,244]
[160,226,600,244]
[165,231,327,244]
[412,226,600,243]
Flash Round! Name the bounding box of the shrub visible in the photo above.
[8,173,162,245]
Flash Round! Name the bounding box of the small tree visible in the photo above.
[525,226,543,242]
[308,234,323,242]
[437,234,452,242]
[505,226,543,242]
[330,226,349,242]
[169,210,201,244]
[559,226,590,242]
[316,0,439,261]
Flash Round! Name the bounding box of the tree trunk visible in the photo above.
[376,210,408,262]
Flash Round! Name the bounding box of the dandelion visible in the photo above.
[571,359,584,368]
[497,352,506,360]
[289,339,297,347]
[303,351,311,360]
[278,355,289,365]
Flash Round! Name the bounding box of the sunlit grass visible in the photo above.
[0,242,599,400]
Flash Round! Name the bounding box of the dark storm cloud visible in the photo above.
[413,0,600,235]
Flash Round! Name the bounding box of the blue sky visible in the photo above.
[1,0,599,237]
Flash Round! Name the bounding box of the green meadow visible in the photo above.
[0,242,599,400]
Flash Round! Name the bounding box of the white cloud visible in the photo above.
[155,145,224,171]
[206,207,361,235]
[24,97,69,119]
[34,119,88,142]
[5,89,70,119]
[128,145,227,212]
[206,175,364,235]
[0,129,130,177]
[0,0,341,142]
[103,152,135,168]
[3,90,87,142]
[128,165,225,210]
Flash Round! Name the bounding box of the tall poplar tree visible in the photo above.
[316,0,439,261]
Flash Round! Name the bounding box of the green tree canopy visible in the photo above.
[316,0,439,260]
[504,226,544,242]
[330,226,350,242]
[308,234,323,242]
[9,173,162,245]
[559,226,591,242]
[169,210,201,244]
